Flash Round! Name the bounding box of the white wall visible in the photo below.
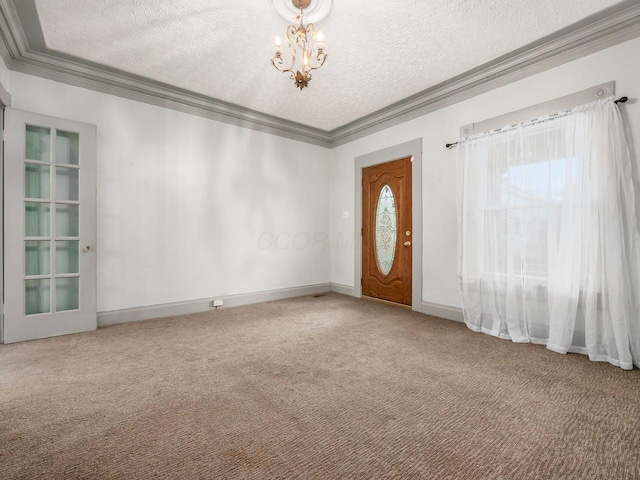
[8,73,331,312]
[330,36,640,309]
[0,56,10,94]
[5,35,640,316]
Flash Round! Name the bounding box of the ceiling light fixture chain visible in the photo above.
[271,0,329,90]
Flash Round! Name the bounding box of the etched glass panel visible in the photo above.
[26,125,51,162]
[375,184,397,275]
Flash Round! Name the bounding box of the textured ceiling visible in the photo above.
[34,0,621,131]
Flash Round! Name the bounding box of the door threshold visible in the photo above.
[361,295,412,310]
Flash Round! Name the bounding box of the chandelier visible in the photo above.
[270,0,330,90]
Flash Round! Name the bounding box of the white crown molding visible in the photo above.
[0,0,333,147]
[0,0,638,149]
[328,0,640,146]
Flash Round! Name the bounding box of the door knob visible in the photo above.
[83,245,92,253]
[404,241,411,247]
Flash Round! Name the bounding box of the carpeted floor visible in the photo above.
[1,293,639,479]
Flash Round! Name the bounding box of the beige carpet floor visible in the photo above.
[1,293,639,479]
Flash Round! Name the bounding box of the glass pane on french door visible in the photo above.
[3,109,97,344]
[23,126,81,314]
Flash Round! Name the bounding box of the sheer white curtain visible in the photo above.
[457,96,640,370]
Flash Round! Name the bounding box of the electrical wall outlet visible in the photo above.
[212,300,223,307]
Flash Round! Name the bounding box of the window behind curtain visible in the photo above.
[481,124,580,282]
[457,97,640,370]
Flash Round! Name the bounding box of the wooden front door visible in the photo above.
[362,157,412,306]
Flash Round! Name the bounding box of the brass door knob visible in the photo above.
[404,241,411,247]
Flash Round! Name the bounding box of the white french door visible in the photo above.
[3,109,96,343]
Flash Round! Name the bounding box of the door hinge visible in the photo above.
[361,228,363,236]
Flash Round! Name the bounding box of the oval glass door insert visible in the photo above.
[375,184,397,275]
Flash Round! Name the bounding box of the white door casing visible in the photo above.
[354,138,423,311]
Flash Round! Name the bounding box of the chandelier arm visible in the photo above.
[306,52,327,72]
[271,23,298,73]
[271,56,285,71]
[285,23,298,71]
[302,22,325,71]
[303,22,315,64]
[305,22,316,38]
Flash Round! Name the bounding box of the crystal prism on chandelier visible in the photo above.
[271,0,329,90]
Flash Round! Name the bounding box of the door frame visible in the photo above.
[354,138,422,311]
[0,82,10,343]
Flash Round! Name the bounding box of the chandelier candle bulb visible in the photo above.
[316,31,325,52]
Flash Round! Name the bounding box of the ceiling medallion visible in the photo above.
[270,0,332,90]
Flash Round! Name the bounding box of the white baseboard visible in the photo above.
[98,283,332,327]
[422,301,464,323]
[330,284,463,323]
[330,282,357,297]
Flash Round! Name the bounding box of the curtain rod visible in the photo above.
[444,96,629,149]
